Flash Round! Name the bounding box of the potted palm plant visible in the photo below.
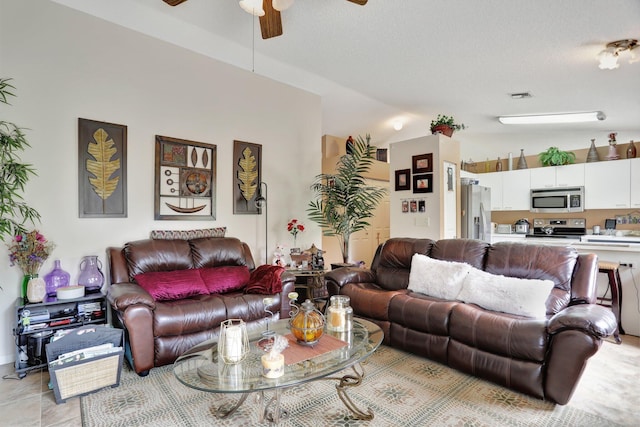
[307,136,387,264]
[430,114,466,137]
[0,78,41,242]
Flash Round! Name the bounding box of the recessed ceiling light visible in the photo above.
[498,111,606,124]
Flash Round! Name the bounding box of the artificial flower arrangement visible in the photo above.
[7,230,55,276]
[287,219,304,248]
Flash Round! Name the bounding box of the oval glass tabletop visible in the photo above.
[173,318,383,394]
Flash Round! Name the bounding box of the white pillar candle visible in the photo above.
[261,354,285,378]
[224,325,243,362]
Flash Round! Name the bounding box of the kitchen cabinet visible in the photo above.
[480,169,530,211]
[478,172,502,211]
[530,163,584,188]
[584,159,631,209]
[631,158,640,208]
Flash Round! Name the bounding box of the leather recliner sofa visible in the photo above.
[107,236,295,375]
[325,238,617,405]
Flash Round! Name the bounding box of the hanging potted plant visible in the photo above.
[538,146,576,166]
[430,114,466,137]
[307,136,387,264]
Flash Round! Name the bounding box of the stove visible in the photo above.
[527,218,586,239]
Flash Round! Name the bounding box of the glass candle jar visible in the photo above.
[290,299,324,345]
[325,295,353,332]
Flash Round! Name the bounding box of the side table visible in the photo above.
[286,268,328,310]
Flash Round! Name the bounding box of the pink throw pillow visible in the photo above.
[134,269,209,301]
[199,266,250,294]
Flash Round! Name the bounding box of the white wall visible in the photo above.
[0,0,322,364]
[390,135,444,239]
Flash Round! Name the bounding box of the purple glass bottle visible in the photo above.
[43,260,71,297]
[78,255,104,292]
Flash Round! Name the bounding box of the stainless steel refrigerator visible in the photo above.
[461,184,492,243]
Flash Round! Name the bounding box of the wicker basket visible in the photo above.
[46,326,124,404]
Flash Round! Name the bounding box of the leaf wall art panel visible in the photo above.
[154,135,217,220]
[78,118,127,218]
[233,140,262,214]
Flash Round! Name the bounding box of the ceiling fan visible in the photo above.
[162,0,367,39]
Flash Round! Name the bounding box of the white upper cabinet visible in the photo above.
[480,169,530,211]
[501,169,530,210]
[631,158,640,208]
[584,159,631,209]
[478,172,503,211]
[530,163,584,189]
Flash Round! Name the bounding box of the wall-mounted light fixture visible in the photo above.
[598,39,638,70]
[498,111,606,125]
[393,120,403,131]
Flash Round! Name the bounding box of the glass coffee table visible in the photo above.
[174,318,383,423]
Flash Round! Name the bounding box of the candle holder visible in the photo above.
[219,319,249,364]
[325,295,353,332]
[257,297,276,352]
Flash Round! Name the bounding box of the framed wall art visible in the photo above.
[155,135,217,220]
[233,140,262,214]
[395,169,410,191]
[78,118,127,218]
[412,153,433,174]
[413,173,433,194]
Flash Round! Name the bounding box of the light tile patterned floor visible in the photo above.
[0,335,638,426]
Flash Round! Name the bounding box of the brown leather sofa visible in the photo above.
[107,237,295,376]
[325,238,617,405]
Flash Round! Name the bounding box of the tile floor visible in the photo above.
[1,334,638,427]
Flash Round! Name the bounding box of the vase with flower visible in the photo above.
[287,219,304,252]
[7,230,55,302]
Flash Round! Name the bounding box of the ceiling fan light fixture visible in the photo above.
[273,0,294,11]
[239,0,265,16]
[597,39,638,70]
[498,111,606,125]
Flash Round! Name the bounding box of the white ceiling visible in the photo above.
[53,0,640,148]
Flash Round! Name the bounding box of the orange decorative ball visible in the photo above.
[290,299,324,345]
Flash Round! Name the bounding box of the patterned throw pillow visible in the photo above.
[149,227,226,240]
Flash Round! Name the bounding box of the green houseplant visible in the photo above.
[538,146,576,166]
[0,78,41,243]
[307,136,387,264]
[430,114,466,137]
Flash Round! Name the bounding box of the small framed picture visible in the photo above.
[402,200,409,213]
[412,153,433,174]
[395,169,410,191]
[413,174,433,193]
[418,200,426,212]
[410,200,417,213]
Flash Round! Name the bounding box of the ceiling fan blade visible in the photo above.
[162,0,188,6]
[260,0,283,39]
[347,0,368,5]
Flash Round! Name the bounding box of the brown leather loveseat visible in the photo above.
[107,236,294,375]
[325,238,617,405]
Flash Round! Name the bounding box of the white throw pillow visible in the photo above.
[408,254,472,300]
[457,267,555,318]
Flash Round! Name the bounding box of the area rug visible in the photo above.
[81,345,617,427]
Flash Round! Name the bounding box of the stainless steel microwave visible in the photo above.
[530,187,584,213]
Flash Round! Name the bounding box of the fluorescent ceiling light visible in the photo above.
[498,111,606,125]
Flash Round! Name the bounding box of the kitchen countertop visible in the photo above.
[491,233,640,253]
